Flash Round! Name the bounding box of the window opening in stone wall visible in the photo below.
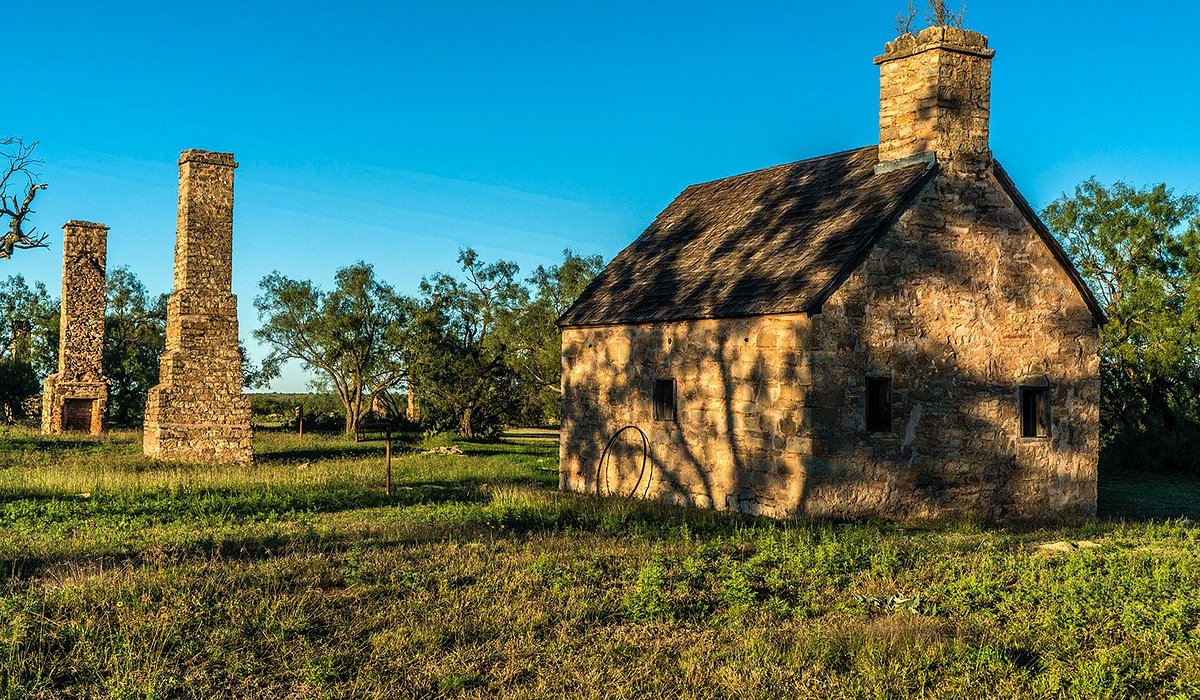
[653,379,676,421]
[1020,386,1051,438]
[866,377,892,433]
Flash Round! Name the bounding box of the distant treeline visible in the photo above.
[0,248,601,440]
[2,177,1198,472]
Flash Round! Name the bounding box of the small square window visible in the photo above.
[653,379,676,421]
[1020,386,1051,438]
[866,377,892,433]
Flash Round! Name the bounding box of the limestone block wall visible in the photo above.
[42,220,109,435]
[561,315,813,517]
[560,173,1100,520]
[143,150,252,464]
[812,170,1100,518]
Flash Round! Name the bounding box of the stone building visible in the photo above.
[558,26,1105,519]
[143,150,253,464]
[43,221,110,435]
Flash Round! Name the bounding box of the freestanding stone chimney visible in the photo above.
[143,150,253,464]
[10,319,32,364]
[875,26,995,175]
[42,220,109,434]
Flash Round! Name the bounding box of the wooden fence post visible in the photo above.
[385,426,392,497]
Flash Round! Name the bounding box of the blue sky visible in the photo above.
[9,1,1200,391]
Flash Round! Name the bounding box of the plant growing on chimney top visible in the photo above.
[895,2,918,34]
[926,0,965,27]
[896,0,966,34]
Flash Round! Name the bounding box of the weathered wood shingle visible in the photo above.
[558,146,935,327]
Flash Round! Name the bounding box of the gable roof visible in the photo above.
[558,145,935,327]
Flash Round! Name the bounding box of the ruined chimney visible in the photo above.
[9,320,31,364]
[875,26,995,175]
[41,220,109,435]
[174,149,237,294]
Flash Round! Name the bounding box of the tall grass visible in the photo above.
[1,428,1199,699]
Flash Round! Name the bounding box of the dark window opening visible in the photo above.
[1020,386,1051,438]
[61,398,94,432]
[866,377,892,433]
[653,379,676,421]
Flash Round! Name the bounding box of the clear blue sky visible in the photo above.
[9,1,1200,391]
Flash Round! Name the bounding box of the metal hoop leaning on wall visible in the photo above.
[596,425,653,499]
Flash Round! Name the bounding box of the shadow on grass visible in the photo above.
[0,483,492,579]
[0,431,133,454]
[254,444,395,463]
[1,486,789,580]
[1098,467,1200,521]
[0,481,490,525]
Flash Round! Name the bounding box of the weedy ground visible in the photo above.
[1,427,1199,699]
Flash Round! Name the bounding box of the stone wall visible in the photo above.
[559,170,1100,520]
[42,221,109,435]
[806,166,1099,518]
[143,150,252,464]
[561,314,814,516]
[559,26,1099,519]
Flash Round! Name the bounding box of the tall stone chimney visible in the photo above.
[875,26,995,175]
[143,150,252,464]
[42,220,109,434]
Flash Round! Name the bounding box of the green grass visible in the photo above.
[1,428,1199,699]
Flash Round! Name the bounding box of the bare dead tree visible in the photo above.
[0,138,48,261]
[895,2,918,34]
[925,0,966,28]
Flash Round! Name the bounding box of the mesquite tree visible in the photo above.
[506,250,603,420]
[254,262,407,434]
[404,249,528,438]
[1043,179,1200,469]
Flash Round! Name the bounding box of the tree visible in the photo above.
[508,249,603,422]
[1043,179,1200,469]
[896,1,965,33]
[0,138,49,260]
[0,274,56,423]
[0,274,58,376]
[0,358,37,422]
[925,0,965,28]
[103,267,168,426]
[405,249,528,438]
[254,262,407,434]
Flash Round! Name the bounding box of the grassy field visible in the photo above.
[1,428,1199,699]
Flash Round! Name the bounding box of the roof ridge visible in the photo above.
[682,145,879,192]
[558,144,935,328]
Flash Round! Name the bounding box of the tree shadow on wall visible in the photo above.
[563,165,1108,522]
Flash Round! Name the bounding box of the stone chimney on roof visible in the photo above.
[875,26,995,175]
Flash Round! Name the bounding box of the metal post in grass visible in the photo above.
[295,405,303,437]
[384,425,393,494]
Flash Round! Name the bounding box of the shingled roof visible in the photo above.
[558,146,935,327]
